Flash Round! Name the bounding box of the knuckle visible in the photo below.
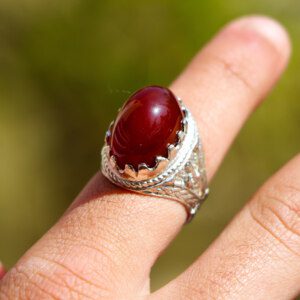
[16,200,140,297]
[0,256,111,300]
[210,52,255,93]
[0,265,61,300]
[202,22,282,96]
[248,182,300,257]
[0,196,151,300]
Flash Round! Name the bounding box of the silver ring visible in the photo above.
[101,86,209,222]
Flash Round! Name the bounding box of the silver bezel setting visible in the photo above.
[101,98,209,221]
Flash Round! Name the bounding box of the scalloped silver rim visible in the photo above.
[103,101,188,180]
[102,104,198,185]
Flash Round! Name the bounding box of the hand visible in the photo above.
[0,15,296,300]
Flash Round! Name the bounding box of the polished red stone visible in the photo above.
[108,86,184,171]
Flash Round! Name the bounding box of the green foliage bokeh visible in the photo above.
[0,0,299,290]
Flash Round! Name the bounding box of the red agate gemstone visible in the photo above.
[108,86,184,171]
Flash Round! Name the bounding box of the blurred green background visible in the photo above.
[0,0,299,292]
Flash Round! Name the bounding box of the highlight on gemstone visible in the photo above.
[107,86,184,171]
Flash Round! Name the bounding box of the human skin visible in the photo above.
[0,15,298,299]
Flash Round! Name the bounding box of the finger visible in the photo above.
[154,155,300,300]
[0,16,290,299]
[172,15,290,179]
[0,262,5,280]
